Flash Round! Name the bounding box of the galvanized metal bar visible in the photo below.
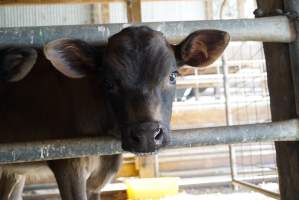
[170,119,299,147]
[0,119,298,164]
[0,16,295,48]
[232,179,280,199]
[221,49,238,189]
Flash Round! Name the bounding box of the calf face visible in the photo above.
[0,47,37,82]
[44,26,229,154]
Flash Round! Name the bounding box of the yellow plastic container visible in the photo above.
[125,177,180,200]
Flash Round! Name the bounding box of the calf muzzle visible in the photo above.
[122,121,170,154]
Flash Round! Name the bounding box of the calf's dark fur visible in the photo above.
[0,26,229,200]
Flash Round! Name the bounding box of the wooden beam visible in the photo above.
[256,1,298,200]
[23,190,127,200]
[0,0,200,6]
[0,0,121,5]
[126,0,141,23]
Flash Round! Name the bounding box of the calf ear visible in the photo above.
[0,47,37,82]
[174,30,230,67]
[44,38,97,78]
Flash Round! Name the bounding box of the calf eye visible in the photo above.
[169,71,178,84]
[104,80,115,92]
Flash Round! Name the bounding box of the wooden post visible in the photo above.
[126,0,141,23]
[101,2,110,24]
[91,4,100,24]
[84,1,110,25]
[237,0,245,18]
[135,156,157,178]
[256,0,298,199]
[205,0,213,20]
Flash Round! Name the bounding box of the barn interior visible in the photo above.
[0,0,296,200]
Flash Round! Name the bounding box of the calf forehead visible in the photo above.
[105,26,175,87]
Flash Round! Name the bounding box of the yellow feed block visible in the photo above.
[126,177,180,200]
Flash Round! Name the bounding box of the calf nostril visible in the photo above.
[154,128,163,145]
[132,134,140,144]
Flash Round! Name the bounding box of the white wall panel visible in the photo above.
[0,4,92,27]
[141,0,206,22]
[109,2,127,23]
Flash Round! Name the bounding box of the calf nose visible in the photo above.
[129,125,164,148]
[122,122,169,153]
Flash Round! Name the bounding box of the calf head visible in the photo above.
[44,26,229,154]
[0,47,37,82]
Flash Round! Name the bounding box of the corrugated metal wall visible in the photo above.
[0,4,92,27]
[142,0,205,22]
[0,0,257,27]
[0,0,207,27]
[109,2,127,23]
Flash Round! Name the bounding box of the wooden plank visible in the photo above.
[126,0,141,23]
[101,190,127,200]
[23,194,60,200]
[256,1,298,200]
[117,161,139,177]
[23,190,127,200]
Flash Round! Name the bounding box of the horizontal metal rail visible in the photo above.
[0,16,295,48]
[0,119,298,164]
[232,179,280,199]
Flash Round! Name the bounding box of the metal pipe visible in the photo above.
[170,119,299,147]
[0,119,299,164]
[0,16,295,48]
[221,47,238,189]
[232,179,280,199]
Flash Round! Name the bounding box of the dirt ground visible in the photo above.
[24,182,278,200]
